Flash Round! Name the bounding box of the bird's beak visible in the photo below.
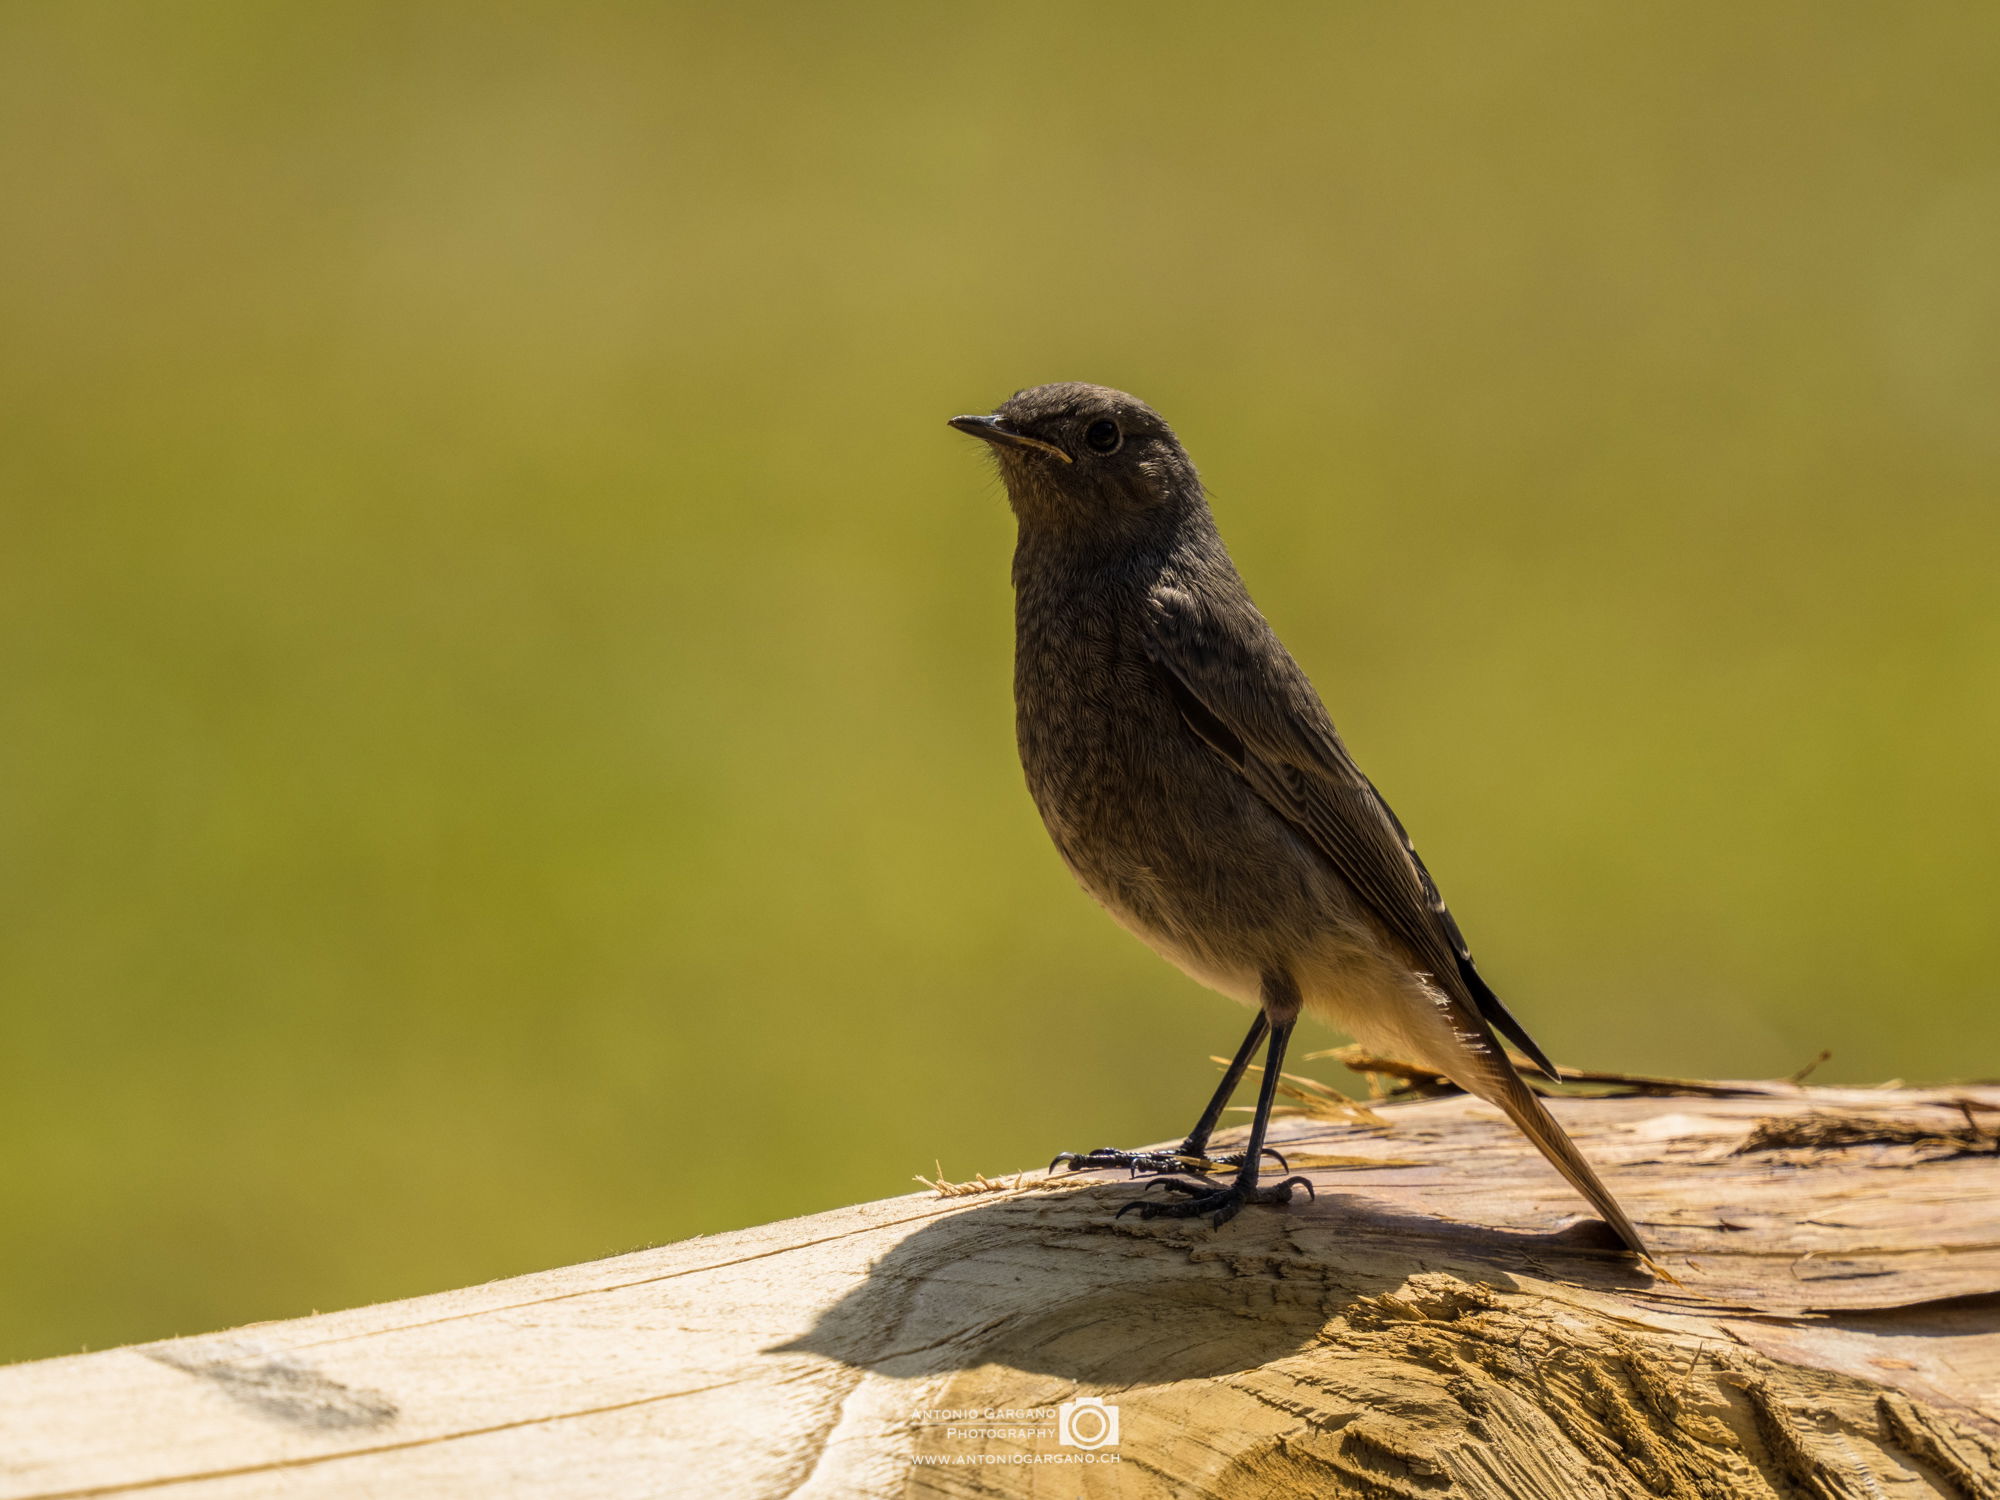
[947,414,1072,464]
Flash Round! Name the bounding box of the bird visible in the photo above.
[948,382,1649,1255]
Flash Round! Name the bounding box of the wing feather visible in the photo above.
[1146,582,1558,1079]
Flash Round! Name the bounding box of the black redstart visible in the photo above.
[949,382,1648,1254]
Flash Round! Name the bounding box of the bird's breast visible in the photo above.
[1011,582,1172,838]
[1011,577,1294,946]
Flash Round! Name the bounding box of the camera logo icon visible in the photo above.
[1055,1396,1120,1450]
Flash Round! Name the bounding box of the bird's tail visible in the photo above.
[1462,1055,1651,1257]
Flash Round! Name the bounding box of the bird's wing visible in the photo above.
[1145,582,1558,1078]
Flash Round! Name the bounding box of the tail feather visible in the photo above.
[1457,957,1561,1084]
[1481,1068,1650,1256]
[1334,961,1650,1256]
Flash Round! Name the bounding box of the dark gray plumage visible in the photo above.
[950,382,1648,1255]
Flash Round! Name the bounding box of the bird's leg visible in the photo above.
[1118,977,1315,1227]
[1050,1012,1289,1178]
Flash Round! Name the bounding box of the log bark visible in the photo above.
[2,1080,1997,1499]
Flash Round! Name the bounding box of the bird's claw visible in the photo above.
[1048,1144,1287,1178]
[1050,1147,1209,1177]
[1206,1146,1290,1171]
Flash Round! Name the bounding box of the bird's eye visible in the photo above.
[1083,419,1122,454]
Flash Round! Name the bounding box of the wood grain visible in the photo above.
[2,1081,1996,1498]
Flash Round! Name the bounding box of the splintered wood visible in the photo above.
[0,1081,1995,1499]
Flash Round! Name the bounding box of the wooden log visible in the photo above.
[2,1080,1997,1499]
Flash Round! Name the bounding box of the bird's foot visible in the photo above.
[1048,1145,1290,1178]
[1114,1173,1315,1229]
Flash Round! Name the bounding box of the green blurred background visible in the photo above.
[2,3,1997,1365]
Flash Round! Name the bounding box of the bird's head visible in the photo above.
[949,383,1201,540]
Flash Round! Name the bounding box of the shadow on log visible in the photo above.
[1,1078,1996,1498]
